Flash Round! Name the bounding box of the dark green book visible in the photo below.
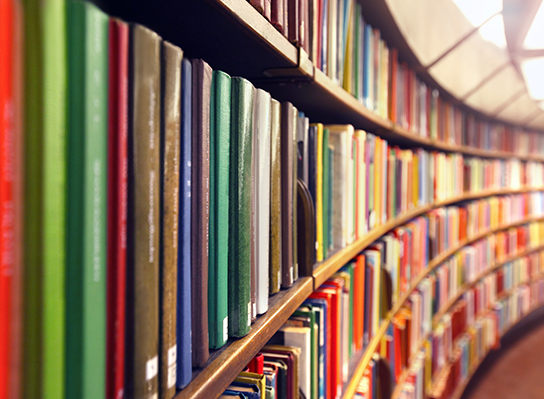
[23,0,67,396]
[229,77,254,337]
[209,70,231,348]
[66,2,108,399]
[322,128,330,256]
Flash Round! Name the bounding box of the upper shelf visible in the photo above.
[98,0,544,160]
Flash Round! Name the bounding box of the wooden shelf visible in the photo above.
[339,221,544,399]
[391,262,544,399]
[436,298,544,399]
[174,277,314,399]
[313,187,544,289]
[103,0,544,160]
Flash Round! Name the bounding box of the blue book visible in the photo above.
[363,23,373,110]
[321,0,329,73]
[177,58,193,389]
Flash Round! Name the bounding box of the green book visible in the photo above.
[228,77,254,337]
[293,307,317,399]
[23,0,67,397]
[322,128,330,257]
[209,70,231,348]
[65,2,108,398]
[347,262,355,358]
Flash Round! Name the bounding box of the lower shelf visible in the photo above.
[175,276,314,399]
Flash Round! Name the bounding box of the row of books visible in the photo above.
[247,0,544,155]
[363,255,544,399]
[2,1,324,398]
[305,122,544,264]
[218,199,544,399]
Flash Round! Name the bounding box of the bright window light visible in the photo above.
[452,0,503,27]
[479,14,507,48]
[524,1,544,50]
[521,58,544,100]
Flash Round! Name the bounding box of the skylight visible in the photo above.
[521,58,544,100]
[479,14,507,48]
[523,1,544,50]
[452,0,503,26]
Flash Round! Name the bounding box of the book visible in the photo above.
[209,70,231,349]
[281,102,298,288]
[229,77,254,337]
[269,98,282,294]
[65,2,108,398]
[126,24,161,398]
[159,40,182,398]
[0,0,22,396]
[176,58,193,389]
[190,58,212,366]
[106,17,129,399]
[312,123,324,262]
[253,88,272,315]
[23,0,68,395]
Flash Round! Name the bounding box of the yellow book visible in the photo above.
[342,0,355,95]
[412,152,419,208]
[313,123,324,262]
[236,372,266,399]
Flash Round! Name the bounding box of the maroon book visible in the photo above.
[106,18,129,399]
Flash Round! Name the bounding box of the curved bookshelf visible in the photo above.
[431,287,544,399]
[314,187,544,288]
[108,0,544,161]
[175,277,314,399]
[339,222,544,399]
[174,188,544,399]
[391,249,544,399]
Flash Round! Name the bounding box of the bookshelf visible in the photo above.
[8,0,544,398]
[98,0,544,398]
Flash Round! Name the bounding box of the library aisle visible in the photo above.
[463,308,544,399]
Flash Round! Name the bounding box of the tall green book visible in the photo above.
[23,0,67,397]
[209,70,231,349]
[229,77,254,337]
[65,2,108,398]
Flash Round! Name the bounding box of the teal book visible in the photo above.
[209,70,231,348]
[23,0,68,397]
[228,77,254,337]
[322,128,330,255]
[66,2,108,399]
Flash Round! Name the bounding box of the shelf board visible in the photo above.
[175,277,313,399]
[313,188,544,289]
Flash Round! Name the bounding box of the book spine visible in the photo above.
[176,58,192,389]
[127,24,161,398]
[269,99,282,294]
[209,70,231,349]
[229,77,254,337]
[190,58,212,366]
[159,41,182,399]
[106,18,129,399]
[281,102,295,288]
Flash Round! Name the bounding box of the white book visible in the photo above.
[281,326,312,399]
[253,88,272,315]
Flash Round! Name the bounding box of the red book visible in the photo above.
[270,0,284,33]
[247,353,264,374]
[309,290,334,398]
[106,18,129,399]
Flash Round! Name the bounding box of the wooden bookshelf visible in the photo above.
[175,276,313,399]
[313,188,544,288]
[340,226,544,399]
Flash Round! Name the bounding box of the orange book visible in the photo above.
[388,48,398,124]
[353,254,365,352]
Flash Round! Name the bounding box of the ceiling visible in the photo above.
[385,0,544,130]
